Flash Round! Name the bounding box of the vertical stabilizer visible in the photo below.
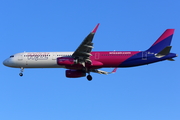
[147,29,175,53]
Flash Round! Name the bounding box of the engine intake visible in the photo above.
[57,57,77,65]
[66,70,86,78]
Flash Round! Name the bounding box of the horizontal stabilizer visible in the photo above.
[155,46,172,58]
[167,58,175,61]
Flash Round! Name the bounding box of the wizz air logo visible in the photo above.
[26,53,50,61]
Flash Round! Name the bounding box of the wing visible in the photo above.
[90,68,118,75]
[72,23,100,65]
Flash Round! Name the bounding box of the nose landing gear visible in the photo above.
[19,67,24,77]
[19,73,23,76]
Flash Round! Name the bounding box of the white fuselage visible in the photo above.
[3,52,74,68]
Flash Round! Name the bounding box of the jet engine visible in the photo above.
[66,70,86,78]
[57,57,77,65]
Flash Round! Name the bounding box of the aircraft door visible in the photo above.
[95,53,100,60]
[142,51,147,60]
[18,54,23,61]
[52,53,57,60]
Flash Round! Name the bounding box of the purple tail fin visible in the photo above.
[147,29,175,53]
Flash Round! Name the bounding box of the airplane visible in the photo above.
[3,23,178,81]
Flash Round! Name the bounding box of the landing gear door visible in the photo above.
[142,51,147,60]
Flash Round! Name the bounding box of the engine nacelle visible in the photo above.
[57,57,77,65]
[66,70,86,78]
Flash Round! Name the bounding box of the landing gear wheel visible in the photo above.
[87,75,92,81]
[19,73,23,77]
[19,67,24,77]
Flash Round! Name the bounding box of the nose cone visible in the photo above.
[3,59,9,66]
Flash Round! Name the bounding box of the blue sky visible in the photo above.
[0,0,180,120]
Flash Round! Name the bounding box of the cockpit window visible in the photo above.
[10,55,14,58]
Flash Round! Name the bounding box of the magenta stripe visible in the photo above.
[152,29,174,46]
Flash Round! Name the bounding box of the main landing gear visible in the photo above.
[87,74,92,81]
[82,67,93,81]
[19,67,24,77]
[86,71,92,81]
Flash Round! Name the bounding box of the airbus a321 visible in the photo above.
[3,24,177,81]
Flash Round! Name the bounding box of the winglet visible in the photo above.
[107,68,118,74]
[91,23,100,34]
[112,68,118,73]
